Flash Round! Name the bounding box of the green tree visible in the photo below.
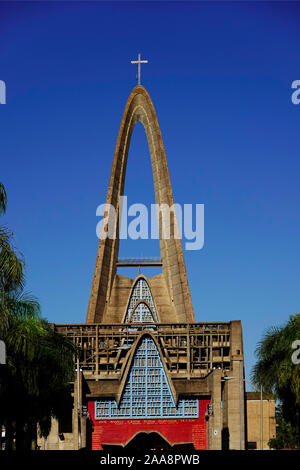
[0,182,7,216]
[2,299,77,449]
[0,183,24,333]
[0,182,78,450]
[251,314,300,449]
[268,404,299,449]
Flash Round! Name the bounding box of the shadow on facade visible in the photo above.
[222,427,230,450]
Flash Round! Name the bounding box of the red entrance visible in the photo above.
[87,400,209,450]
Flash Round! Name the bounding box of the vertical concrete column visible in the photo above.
[225,359,245,450]
[73,365,86,450]
[207,369,222,450]
[73,377,79,450]
[81,415,87,448]
[223,320,245,450]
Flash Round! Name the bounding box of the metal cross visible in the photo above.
[131,53,148,85]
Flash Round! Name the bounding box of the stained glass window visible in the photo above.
[95,336,198,419]
[124,278,158,323]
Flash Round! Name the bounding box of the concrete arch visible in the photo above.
[86,85,194,324]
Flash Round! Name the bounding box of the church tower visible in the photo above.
[46,76,246,452]
[86,84,194,326]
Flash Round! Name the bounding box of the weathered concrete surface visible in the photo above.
[86,86,194,324]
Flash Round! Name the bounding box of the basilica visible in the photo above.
[38,82,274,451]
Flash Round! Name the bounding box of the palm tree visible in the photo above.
[0,183,25,333]
[0,182,7,216]
[2,294,77,449]
[251,314,300,448]
[0,182,78,449]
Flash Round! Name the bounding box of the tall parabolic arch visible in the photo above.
[86,85,195,325]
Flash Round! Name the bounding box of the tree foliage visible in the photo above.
[268,404,299,450]
[0,182,78,449]
[251,314,300,449]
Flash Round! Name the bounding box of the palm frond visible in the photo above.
[0,226,13,247]
[5,289,41,319]
[254,325,283,360]
[0,182,7,216]
[252,313,300,411]
[0,243,25,291]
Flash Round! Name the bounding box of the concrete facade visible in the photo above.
[246,392,276,450]
[43,85,250,451]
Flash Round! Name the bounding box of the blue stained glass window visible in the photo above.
[95,336,198,419]
[124,278,158,323]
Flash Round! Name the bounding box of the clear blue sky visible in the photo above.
[1,1,299,384]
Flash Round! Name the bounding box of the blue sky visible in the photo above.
[0,1,299,384]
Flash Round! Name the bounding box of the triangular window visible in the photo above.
[124,278,158,323]
[95,336,198,419]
